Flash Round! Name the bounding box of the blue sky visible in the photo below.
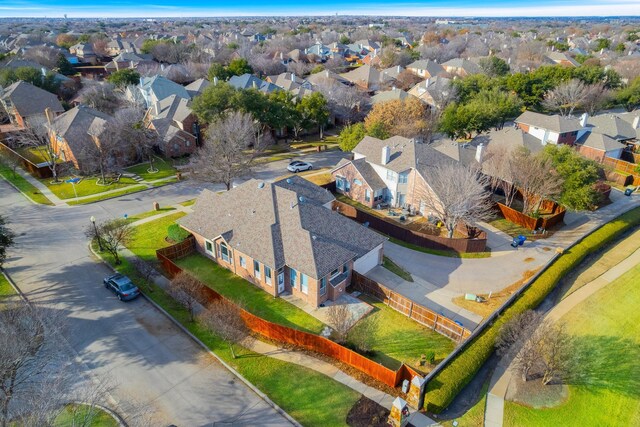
[0,0,639,18]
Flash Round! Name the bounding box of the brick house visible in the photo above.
[515,110,589,145]
[331,135,450,214]
[178,175,386,308]
[144,95,198,157]
[0,81,64,128]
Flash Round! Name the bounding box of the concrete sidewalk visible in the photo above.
[483,240,640,427]
[10,166,66,206]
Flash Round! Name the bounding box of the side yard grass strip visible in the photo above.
[66,185,148,205]
[423,206,640,413]
[94,243,360,427]
[0,163,54,205]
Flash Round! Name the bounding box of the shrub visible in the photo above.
[423,206,640,413]
[167,224,190,243]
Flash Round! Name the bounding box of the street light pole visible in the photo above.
[90,216,103,251]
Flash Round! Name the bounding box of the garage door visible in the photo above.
[354,244,383,274]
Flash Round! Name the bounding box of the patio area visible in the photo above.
[280,292,374,334]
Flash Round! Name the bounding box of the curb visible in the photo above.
[70,401,128,427]
[0,174,42,206]
[88,243,300,427]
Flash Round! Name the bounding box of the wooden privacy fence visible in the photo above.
[156,240,418,388]
[350,272,472,342]
[333,200,488,253]
[496,201,566,231]
[603,157,640,186]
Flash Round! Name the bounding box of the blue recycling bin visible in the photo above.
[518,235,527,246]
[625,188,634,196]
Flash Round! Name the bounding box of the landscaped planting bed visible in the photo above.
[423,206,640,413]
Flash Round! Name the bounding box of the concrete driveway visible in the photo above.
[0,180,293,426]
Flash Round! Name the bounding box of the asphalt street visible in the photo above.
[0,151,350,426]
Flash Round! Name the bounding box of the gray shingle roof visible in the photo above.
[140,75,191,103]
[0,80,64,118]
[53,105,111,158]
[371,88,415,104]
[353,135,418,173]
[576,132,623,152]
[587,114,637,141]
[178,175,385,279]
[332,158,387,190]
[406,60,445,77]
[472,128,544,155]
[516,110,584,134]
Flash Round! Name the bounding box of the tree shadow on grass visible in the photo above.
[567,335,640,398]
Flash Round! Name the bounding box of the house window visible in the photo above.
[365,189,371,202]
[239,256,246,268]
[398,172,408,184]
[290,269,297,288]
[300,273,308,294]
[386,170,396,182]
[265,266,272,285]
[220,242,231,263]
[205,240,214,255]
[343,263,349,274]
[330,267,341,279]
[186,140,191,146]
[353,179,362,186]
[254,260,261,279]
[320,277,327,296]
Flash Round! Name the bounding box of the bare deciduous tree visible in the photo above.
[542,79,589,117]
[327,304,355,344]
[347,315,379,354]
[482,143,519,207]
[12,116,67,183]
[497,310,545,381]
[76,83,122,115]
[188,111,261,191]
[512,148,563,215]
[131,258,156,290]
[315,80,370,125]
[199,300,248,359]
[418,162,494,238]
[167,272,202,322]
[582,83,610,116]
[85,218,134,265]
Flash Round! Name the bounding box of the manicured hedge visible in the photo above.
[424,206,640,413]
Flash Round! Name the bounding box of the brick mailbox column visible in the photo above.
[387,397,410,427]
[406,375,426,410]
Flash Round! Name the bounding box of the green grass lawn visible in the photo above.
[125,157,178,181]
[442,380,490,427]
[0,273,15,299]
[127,212,187,263]
[352,295,455,371]
[54,404,118,427]
[0,162,54,205]
[66,185,148,205]
[175,254,325,334]
[126,207,176,223]
[15,146,51,164]
[180,199,196,207]
[504,263,640,427]
[382,256,413,282]
[95,243,359,427]
[42,175,140,199]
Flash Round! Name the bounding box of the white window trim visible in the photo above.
[205,240,214,256]
[265,266,272,285]
[254,261,261,279]
[300,273,308,294]
[239,256,246,268]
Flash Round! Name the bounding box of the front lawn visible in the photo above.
[66,185,147,205]
[175,254,325,334]
[127,212,187,263]
[95,243,360,427]
[126,207,176,223]
[504,262,640,426]
[352,295,455,371]
[0,273,14,299]
[0,162,54,205]
[54,404,118,427]
[41,175,140,199]
[125,157,178,181]
[488,218,555,241]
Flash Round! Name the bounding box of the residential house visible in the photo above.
[587,114,638,143]
[544,51,580,67]
[408,76,452,110]
[515,110,588,145]
[136,75,191,108]
[339,64,394,92]
[104,51,155,72]
[618,111,640,140]
[371,88,416,105]
[406,59,445,79]
[144,95,198,157]
[306,69,351,87]
[48,105,126,171]
[228,74,280,93]
[331,135,452,212]
[185,78,210,98]
[69,43,97,64]
[178,175,386,307]
[305,42,331,61]
[575,132,624,162]
[0,81,64,128]
[441,58,481,77]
